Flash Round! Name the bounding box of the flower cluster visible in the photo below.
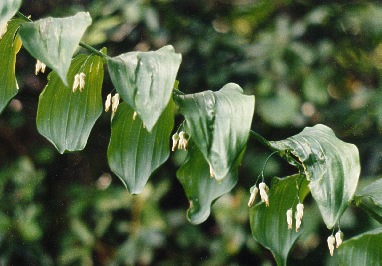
[105,93,120,114]
[286,203,304,232]
[171,131,189,151]
[72,72,86,92]
[248,182,269,207]
[35,60,46,75]
[327,230,344,256]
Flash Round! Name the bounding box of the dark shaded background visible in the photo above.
[1,0,382,265]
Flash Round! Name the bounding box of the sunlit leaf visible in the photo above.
[177,83,255,181]
[18,12,92,85]
[0,18,23,114]
[354,178,382,223]
[0,0,22,30]
[269,124,360,229]
[338,228,382,265]
[250,174,310,266]
[107,101,175,194]
[36,51,104,154]
[176,141,239,224]
[107,45,181,131]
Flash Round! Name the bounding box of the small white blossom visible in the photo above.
[327,235,335,256]
[133,111,137,120]
[111,93,120,113]
[178,131,188,150]
[171,133,179,151]
[35,60,46,75]
[209,164,215,178]
[0,22,8,39]
[105,93,112,112]
[335,230,344,248]
[295,203,304,232]
[259,182,269,207]
[72,74,80,92]
[79,72,86,91]
[248,186,259,207]
[286,209,293,229]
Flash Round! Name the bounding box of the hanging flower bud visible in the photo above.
[35,60,46,75]
[286,209,293,229]
[133,111,137,120]
[79,72,86,91]
[335,230,344,248]
[248,186,259,207]
[327,235,335,256]
[171,133,179,151]
[178,131,188,150]
[295,203,304,232]
[0,22,8,39]
[105,93,112,112]
[209,164,215,178]
[72,74,80,92]
[259,182,269,207]
[111,93,120,113]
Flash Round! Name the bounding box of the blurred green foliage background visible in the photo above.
[1,0,382,265]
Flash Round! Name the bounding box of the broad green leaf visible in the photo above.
[177,83,255,181]
[107,101,175,194]
[338,228,382,265]
[18,12,92,85]
[269,124,360,229]
[354,178,382,223]
[176,141,239,224]
[36,51,104,154]
[107,45,181,131]
[250,174,310,266]
[0,18,23,114]
[0,0,22,30]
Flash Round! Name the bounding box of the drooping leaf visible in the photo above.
[338,228,382,265]
[354,178,382,223]
[250,174,310,266]
[36,51,105,154]
[177,83,255,181]
[0,18,23,114]
[269,124,360,229]
[176,141,239,224]
[107,45,181,131]
[0,0,22,30]
[107,101,175,194]
[18,12,92,85]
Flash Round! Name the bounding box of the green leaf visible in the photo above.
[338,228,382,265]
[269,124,360,229]
[0,18,23,114]
[107,101,175,194]
[250,174,310,266]
[354,178,382,223]
[0,0,22,29]
[18,12,92,85]
[177,83,255,181]
[107,45,181,131]
[36,51,104,154]
[176,141,239,224]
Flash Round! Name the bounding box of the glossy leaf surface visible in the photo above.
[354,178,382,223]
[177,83,254,181]
[18,12,92,85]
[250,174,310,266]
[338,228,382,265]
[36,52,104,153]
[107,101,175,194]
[107,45,181,131]
[269,124,360,229]
[176,142,239,224]
[0,0,22,30]
[0,18,23,113]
